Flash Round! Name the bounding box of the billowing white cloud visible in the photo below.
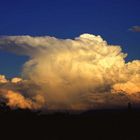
[0,33,140,111]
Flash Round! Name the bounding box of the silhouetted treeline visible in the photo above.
[0,103,140,140]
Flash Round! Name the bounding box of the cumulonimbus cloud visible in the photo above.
[0,33,140,111]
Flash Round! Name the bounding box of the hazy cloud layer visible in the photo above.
[129,25,140,32]
[0,34,140,111]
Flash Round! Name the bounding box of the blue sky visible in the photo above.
[0,0,140,77]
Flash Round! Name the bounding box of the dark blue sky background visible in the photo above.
[0,0,139,77]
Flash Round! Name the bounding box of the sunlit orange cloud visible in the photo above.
[0,33,139,111]
[0,89,45,110]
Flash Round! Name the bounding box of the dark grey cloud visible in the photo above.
[129,26,140,32]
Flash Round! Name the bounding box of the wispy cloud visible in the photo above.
[129,25,140,32]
